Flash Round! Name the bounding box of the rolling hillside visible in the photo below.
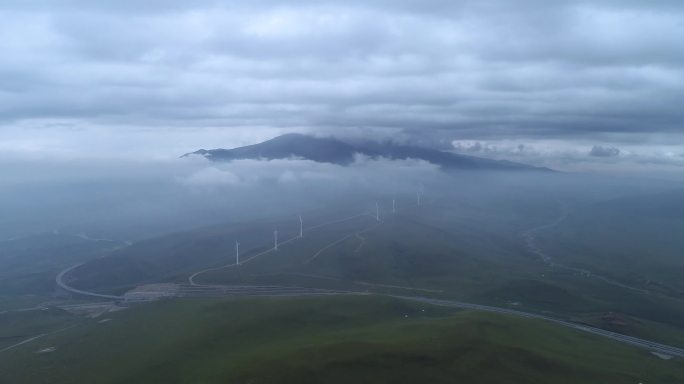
[2,296,683,384]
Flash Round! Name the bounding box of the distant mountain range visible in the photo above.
[184,133,552,172]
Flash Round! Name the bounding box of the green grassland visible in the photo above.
[191,200,549,293]
[3,188,684,382]
[0,233,118,293]
[1,296,682,384]
[0,233,123,310]
[541,190,684,295]
[531,190,684,343]
[62,192,684,347]
[0,307,80,351]
[68,194,559,298]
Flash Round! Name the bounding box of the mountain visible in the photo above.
[184,133,551,171]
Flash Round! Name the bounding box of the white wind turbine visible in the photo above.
[235,241,240,265]
[299,215,303,238]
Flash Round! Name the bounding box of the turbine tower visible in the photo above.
[417,183,425,206]
[376,202,381,222]
[274,230,279,251]
[235,241,240,265]
[392,199,396,214]
[299,215,303,238]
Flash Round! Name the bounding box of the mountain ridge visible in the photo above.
[184,133,552,172]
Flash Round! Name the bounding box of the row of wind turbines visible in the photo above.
[234,185,425,265]
[376,185,425,221]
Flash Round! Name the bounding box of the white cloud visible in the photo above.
[181,167,242,189]
[179,155,440,191]
[0,0,683,173]
[451,136,684,173]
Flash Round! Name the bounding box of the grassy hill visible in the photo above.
[0,232,123,310]
[541,189,684,296]
[62,193,684,347]
[1,296,682,384]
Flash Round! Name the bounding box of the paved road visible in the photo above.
[258,272,444,293]
[0,326,75,354]
[56,263,353,301]
[52,262,684,359]
[0,333,49,353]
[175,284,357,297]
[56,263,125,300]
[396,295,684,359]
[54,265,684,358]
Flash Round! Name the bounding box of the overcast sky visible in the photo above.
[1,0,683,171]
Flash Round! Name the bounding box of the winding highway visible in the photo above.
[57,263,353,301]
[397,295,684,359]
[175,284,357,297]
[55,260,684,359]
[56,263,125,300]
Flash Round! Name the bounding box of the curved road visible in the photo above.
[56,263,125,300]
[56,261,684,359]
[397,295,684,359]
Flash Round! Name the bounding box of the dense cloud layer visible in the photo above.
[0,153,442,239]
[0,0,683,169]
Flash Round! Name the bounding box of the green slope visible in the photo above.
[64,197,684,347]
[1,296,682,384]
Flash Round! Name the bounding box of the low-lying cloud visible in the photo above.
[451,138,684,173]
[0,154,443,239]
[180,155,440,190]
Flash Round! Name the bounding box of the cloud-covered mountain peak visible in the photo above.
[185,134,552,172]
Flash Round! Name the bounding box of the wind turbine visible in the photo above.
[274,230,279,251]
[392,199,396,214]
[417,183,425,206]
[235,241,240,265]
[299,215,303,238]
[376,202,381,222]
